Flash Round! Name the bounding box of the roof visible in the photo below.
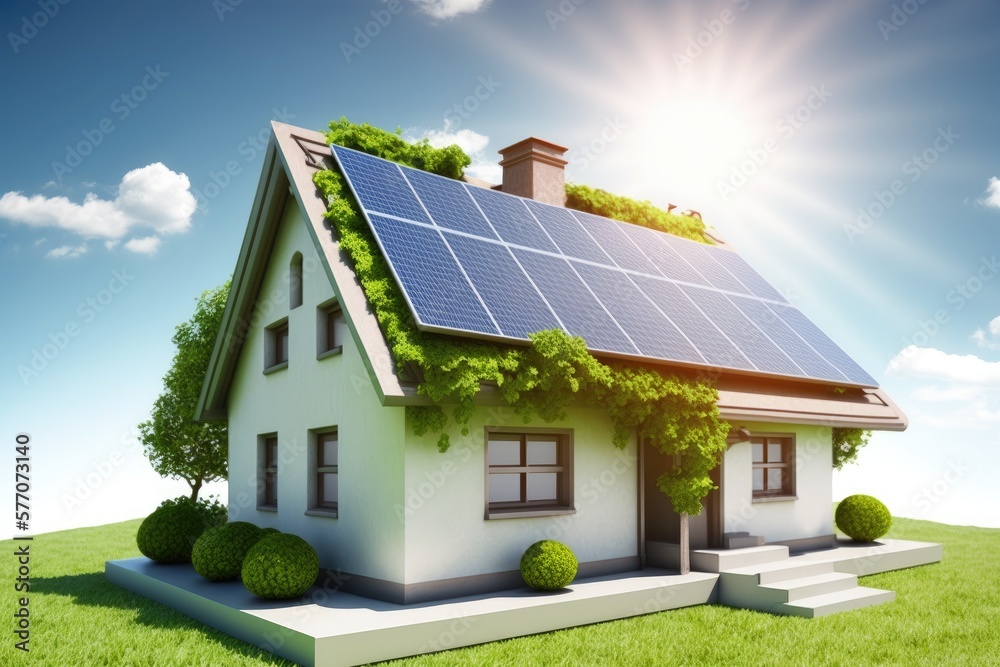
[196,122,906,431]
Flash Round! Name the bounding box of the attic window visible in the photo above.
[317,300,344,359]
[290,252,303,309]
[264,318,289,373]
[485,430,574,520]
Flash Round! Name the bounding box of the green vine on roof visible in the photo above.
[314,117,728,516]
[565,183,712,245]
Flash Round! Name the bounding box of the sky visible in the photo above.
[1,0,999,539]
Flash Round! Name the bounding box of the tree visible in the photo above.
[139,281,230,501]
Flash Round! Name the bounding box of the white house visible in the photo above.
[195,121,907,605]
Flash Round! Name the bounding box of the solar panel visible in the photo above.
[332,145,879,387]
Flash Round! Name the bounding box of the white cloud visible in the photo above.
[46,244,88,259]
[124,236,161,255]
[911,385,987,403]
[34,237,47,246]
[972,315,1000,349]
[407,125,501,183]
[410,0,491,19]
[982,177,1000,209]
[887,345,1000,384]
[104,240,120,251]
[0,163,195,241]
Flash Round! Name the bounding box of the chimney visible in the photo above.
[497,137,568,207]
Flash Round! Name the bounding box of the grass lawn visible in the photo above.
[2,516,998,666]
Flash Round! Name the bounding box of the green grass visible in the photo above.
[2,517,998,666]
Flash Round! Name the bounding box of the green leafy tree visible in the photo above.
[139,281,230,501]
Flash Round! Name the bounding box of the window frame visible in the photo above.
[289,252,303,310]
[307,429,339,517]
[263,318,289,373]
[751,434,796,502]
[484,427,574,520]
[316,299,343,360]
[259,434,279,510]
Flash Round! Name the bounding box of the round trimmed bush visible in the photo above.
[136,497,225,564]
[519,540,578,591]
[242,533,319,599]
[192,522,265,581]
[836,494,892,542]
[260,527,281,536]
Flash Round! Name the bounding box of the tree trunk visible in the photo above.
[189,478,202,502]
[679,512,690,575]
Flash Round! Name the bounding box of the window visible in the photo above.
[316,300,343,358]
[260,435,278,508]
[486,431,572,518]
[289,252,303,309]
[312,430,338,513]
[752,436,795,499]
[264,319,289,372]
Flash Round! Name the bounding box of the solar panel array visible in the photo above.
[331,145,877,387]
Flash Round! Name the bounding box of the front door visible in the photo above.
[642,442,722,555]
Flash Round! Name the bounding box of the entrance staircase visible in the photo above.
[693,544,894,618]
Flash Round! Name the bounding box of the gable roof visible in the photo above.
[197,122,906,431]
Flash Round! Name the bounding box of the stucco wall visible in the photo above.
[722,422,833,543]
[401,404,639,584]
[226,201,406,583]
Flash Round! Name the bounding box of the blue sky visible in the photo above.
[2,0,999,538]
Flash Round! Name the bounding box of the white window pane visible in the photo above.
[321,436,338,465]
[527,439,558,465]
[489,473,520,502]
[768,442,783,463]
[321,473,338,504]
[527,473,557,502]
[752,443,764,463]
[752,468,764,491]
[767,469,784,491]
[488,439,521,466]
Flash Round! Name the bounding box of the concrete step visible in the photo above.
[775,586,895,618]
[760,572,858,602]
[725,558,835,584]
[691,545,788,573]
[726,535,765,549]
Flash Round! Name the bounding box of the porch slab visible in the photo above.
[106,557,719,667]
[788,538,942,576]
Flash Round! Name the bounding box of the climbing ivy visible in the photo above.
[832,427,871,471]
[565,182,712,245]
[314,118,729,516]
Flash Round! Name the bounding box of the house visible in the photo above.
[194,120,908,607]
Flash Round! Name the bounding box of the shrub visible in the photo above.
[260,527,280,536]
[136,496,227,563]
[241,533,319,599]
[836,494,892,542]
[191,522,265,581]
[519,540,578,591]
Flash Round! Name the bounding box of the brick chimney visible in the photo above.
[497,137,568,207]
